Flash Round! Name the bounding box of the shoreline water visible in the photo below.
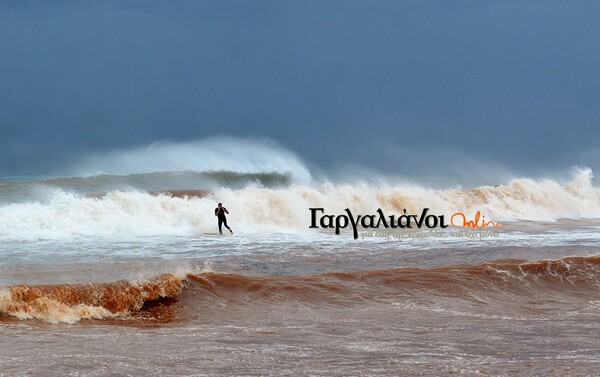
[2,249,600,376]
[1,172,600,375]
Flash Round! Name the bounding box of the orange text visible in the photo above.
[450,211,500,229]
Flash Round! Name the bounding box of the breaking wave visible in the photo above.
[70,138,313,185]
[0,168,599,239]
[2,256,599,323]
[0,274,184,323]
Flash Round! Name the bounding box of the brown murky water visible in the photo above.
[2,232,600,376]
[2,173,600,376]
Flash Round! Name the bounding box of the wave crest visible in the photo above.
[0,168,599,239]
[71,137,312,185]
[2,256,599,323]
[0,274,184,323]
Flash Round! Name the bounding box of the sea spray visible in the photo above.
[0,168,598,239]
[71,138,313,185]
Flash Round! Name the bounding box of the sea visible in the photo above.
[1,166,600,376]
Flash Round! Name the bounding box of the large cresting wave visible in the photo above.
[1,256,599,323]
[0,168,599,239]
[71,137,313,185]
[0,274,184,323]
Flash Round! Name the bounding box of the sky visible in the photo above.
[1,0,600,178]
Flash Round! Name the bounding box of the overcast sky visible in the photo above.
[1,1,599,177]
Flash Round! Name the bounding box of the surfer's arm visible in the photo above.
[224,208,229,214]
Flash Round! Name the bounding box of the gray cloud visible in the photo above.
[1,1,599,177]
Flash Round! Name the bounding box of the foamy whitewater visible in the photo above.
[2,141,600,376]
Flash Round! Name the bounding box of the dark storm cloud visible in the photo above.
[1,1,599,176]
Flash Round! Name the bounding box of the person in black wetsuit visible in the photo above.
[214,202,233,235]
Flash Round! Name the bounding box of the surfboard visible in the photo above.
[199,232,237,237]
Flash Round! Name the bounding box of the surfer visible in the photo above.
[214,203,233,235]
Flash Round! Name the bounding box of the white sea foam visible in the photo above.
[71,137,313,185]
[0,168,599,240]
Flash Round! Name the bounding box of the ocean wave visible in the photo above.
[0,274,184,323]
[70,137,313,185]
[2,256,598,323]
[0,168,599,239]
[1,171,293,198]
